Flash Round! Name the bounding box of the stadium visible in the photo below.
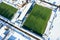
[0,0,59,40]
[23,4,52,36]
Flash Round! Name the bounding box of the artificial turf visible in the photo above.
[0,2,17,20]
[23,4,52,34]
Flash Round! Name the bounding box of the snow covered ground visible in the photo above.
[48,8,60,40]
[45,0,60,6]
[0,0,60,40]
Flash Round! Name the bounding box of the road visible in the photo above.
[0,18,40,40]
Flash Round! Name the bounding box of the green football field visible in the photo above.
[23,4,52,34]
[0,2,17,20]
